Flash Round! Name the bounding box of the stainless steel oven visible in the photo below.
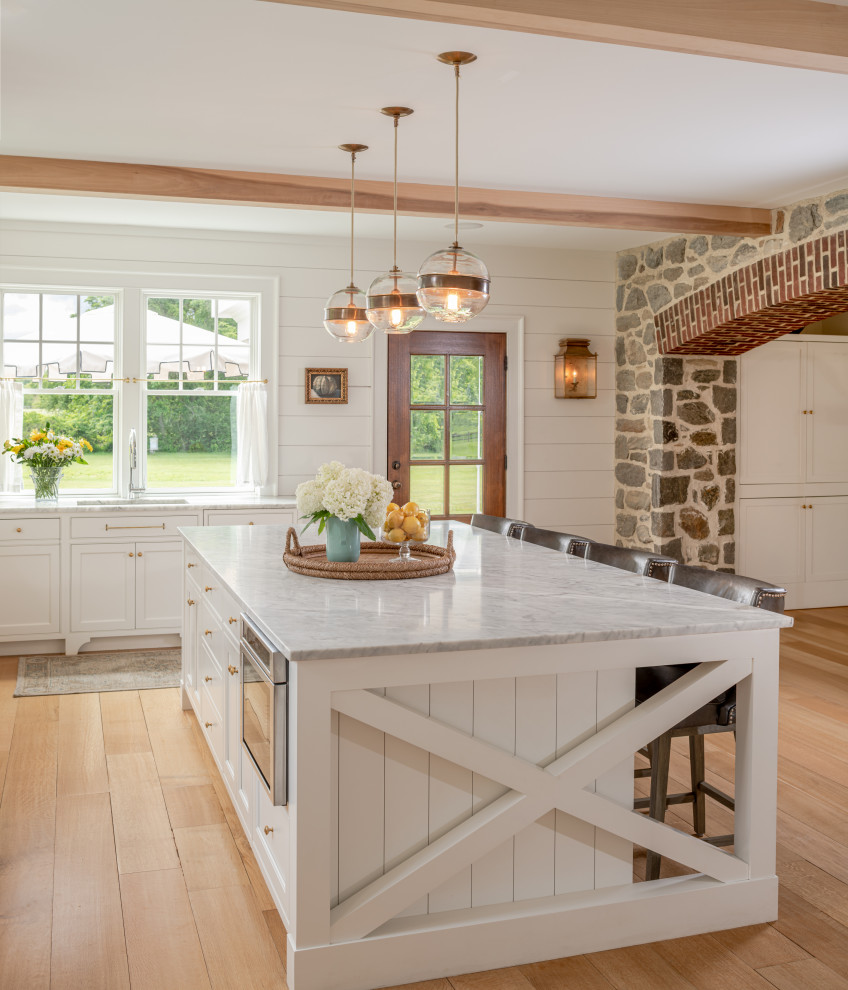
[240,614,288,806]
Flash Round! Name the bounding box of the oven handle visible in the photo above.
[241,642,274,688]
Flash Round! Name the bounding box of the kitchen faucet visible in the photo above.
[128,429,145,499]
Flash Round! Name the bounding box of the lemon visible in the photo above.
[401,516,419,535]
[386,502,400,514]
[386,510,404,530]
[402,501,419,516]
[388,527,407,543]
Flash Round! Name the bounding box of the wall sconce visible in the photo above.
[554,337,597,399]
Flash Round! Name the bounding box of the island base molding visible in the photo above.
[287,875,778,990]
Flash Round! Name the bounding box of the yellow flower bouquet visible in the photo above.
[3,422,93,502]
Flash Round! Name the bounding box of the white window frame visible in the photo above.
[0,267,279,498]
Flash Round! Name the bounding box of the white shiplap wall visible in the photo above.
[0,220,615,540]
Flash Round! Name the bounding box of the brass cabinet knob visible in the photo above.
[228,665,238,676]
[228,617,237,625]
[16,527,21,533]
[803,410,808,414]
[809,409,814,414]
[249,521,254,526]
[128,552,134,557]
[205,586,213,592]
[204,675,213,682]
[204,721,214,729]
[187,599,195,606]
[264,826,274,835]
[137,551,143,557]
[187,563,196,568]
[204,629,212,636]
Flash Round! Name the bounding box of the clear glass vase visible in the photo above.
[325,516,361,563]
[30,464,64,505]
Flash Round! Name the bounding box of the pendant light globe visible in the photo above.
[366,107,426,335]
[324,143,375,343]
[417,51,490,324]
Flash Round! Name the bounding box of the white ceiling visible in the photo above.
[3,0,848,248]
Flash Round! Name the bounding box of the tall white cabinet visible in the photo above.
[739,336,848,608]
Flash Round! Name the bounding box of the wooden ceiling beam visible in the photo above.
[0,156,773,236]
[257,0,848,75]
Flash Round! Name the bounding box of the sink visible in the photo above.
[77,497,190,505]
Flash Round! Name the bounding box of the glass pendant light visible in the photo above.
[324,143,375,344]
[366,107,426,335]
[417,52,490,324]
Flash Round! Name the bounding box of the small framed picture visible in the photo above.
[305,368,348,404]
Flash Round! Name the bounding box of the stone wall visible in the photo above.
[614,188,848,568]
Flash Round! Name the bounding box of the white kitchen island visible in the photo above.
[180,520,792,990]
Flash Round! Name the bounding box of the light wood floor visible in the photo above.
[1,607,847,989]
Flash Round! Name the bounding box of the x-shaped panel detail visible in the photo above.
[329,656,752,943]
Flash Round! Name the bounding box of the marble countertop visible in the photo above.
[0,494,297,515]
[181,520,793,661]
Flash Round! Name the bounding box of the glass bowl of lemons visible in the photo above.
[383,502,430,561]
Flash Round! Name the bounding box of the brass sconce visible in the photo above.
[554,338,597,399]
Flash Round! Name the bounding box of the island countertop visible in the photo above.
[180,520,792,661]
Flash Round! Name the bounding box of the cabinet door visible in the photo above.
[135,540,183,630]
[738,498,805,587]
[740,341,806,484]
[71,543,135,632]
[807,342,848,483]
[0,545,61,636]
[806,497,848,583]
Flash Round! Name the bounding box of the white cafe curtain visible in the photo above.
[0,382,24,493]
[236,382,269,487]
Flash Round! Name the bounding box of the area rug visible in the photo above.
[14,648,182,697]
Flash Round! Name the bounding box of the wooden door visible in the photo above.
[387,331,506,520]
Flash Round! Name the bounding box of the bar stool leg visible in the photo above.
[689,732,707,837]
[646,732,671,881]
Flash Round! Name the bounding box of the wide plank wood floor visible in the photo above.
[0,607,846,989]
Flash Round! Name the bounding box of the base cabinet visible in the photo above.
[0,544,61,637]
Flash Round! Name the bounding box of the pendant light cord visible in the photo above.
[393,115,399,272]
[349,150,356,288]
[453,62,460,251]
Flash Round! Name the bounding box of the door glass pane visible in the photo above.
[410,354,445,405]
[410,410,445,460]
[450,355,483,405]
[409,465,445,516]
[449,464,483,515]
[450,410,483,460]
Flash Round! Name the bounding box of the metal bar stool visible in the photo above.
[520,526,590,557]
[582,542,677,580]
[636,563,786,880]
[470,513,533,539]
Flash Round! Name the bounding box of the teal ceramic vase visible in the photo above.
[325,516,361,563]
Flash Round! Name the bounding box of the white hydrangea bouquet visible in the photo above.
[296,461,393,542]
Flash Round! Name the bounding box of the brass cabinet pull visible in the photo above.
[15,527,21,533]
[249,521,254,526]
[204,675,213,683]
[205,586,214,592]
[137,552,143,557]
[204,721,214,728]
[228,617,237,625]
[106,523,165,531]
[204,629,212,636]
[803,409,808,414]
[187,599,195,606]
[187,563,196,568]
[228,665,238,676]
[128,552,134,557]
[264,826,273,835]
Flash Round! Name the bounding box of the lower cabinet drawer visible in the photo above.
[199,682,226,768]
[206,510,294,528]
[198,640,225,721]
[254,782,290,914]
[0,517,61,541]
[70,513,200,539]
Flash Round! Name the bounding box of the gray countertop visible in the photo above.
[181,520,792,661]
[0,495,297,515]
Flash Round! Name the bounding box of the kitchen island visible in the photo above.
[180,520,791,990]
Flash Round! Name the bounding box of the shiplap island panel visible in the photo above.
[180,521,790,990]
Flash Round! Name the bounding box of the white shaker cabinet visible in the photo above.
[70,542,136,632]
[807,343,848,483]
[135,540,184,629]
[0,544,61,637]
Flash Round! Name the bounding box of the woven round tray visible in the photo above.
[283,527,455,580]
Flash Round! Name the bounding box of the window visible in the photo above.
[1,291,117,492]
[143,295,253,490]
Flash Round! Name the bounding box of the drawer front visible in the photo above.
[254,783,291,914]
[198,640,226,721]
[198,596,223,658]
[70,513,200,539]
[199,574,240,634]
[0,517,61,542]
[199,682,226,769]
[185,544,201,574]
[206,510,294,528]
